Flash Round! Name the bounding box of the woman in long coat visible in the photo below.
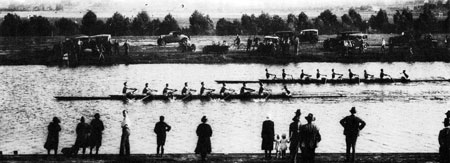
[89,113,104,155]
[44,117,61,156]
[74,116,90,155]
[261,116,275,159]
[195,116,212,162]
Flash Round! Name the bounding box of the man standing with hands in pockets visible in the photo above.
[340,107,366,163]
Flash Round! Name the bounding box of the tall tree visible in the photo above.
[0,13,21,36]
[317,9,339,34]
[81,10,98,35]
[55,18,79,36]
[271,15,288,32]
[131,11,151,35]
[296,12,311,31]
[106,12,130,36]
[241,14,257,34]
[189,10,214,35]
[29,15,53,36]
[256,12,272,35]
[369,9,390,33]
[348,8,363,30]
[415,6,437,33]
[286,13,297,31]
[159,14,179,34]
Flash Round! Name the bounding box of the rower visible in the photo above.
[348,69,359,79]
[162,83,177,96]
[199,82,215,96]
[240,82,255,95]
[282,85,291,96]
[142,83,157,95]
[181,82,197,95]
[364,70,374,79]
[122,82,137,95]
[401,70,409,80]
[380,69,390,79]
[300,69,312,80]
[258,82,271,96]
[219,83,234,96]
[316,69,327,79]
[265,68,276,79]
[331,69,343,79]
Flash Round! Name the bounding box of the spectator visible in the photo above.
[154,116,172,157]
[44,117,61,156]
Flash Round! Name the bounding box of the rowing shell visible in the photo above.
[54,94,346,101]
[215,78,450,84]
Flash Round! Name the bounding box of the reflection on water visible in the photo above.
[0,62,450,154]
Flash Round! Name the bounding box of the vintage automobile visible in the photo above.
[323,31,369,50]
[388,32,437,51]
[299,29,319,44]
[157,31,190,46]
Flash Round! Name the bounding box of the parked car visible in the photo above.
[157,31,190,46]
[323,31,368,50]
[388,32,437,51]
[299,29,319,44]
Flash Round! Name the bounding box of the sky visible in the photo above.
[0,0,400,18]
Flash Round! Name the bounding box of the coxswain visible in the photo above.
[316,69,327,79]
[331,69,343,79]
[181,82,197,95]
[122,82,137,95]
[240,82,255,95]
[258,82,271,96]
[219,83,234,96]
[364,70,374,79]
[199,82,215,96]
[265,68,276,79]
[300,69,312,80]
[348,69,359,79]
[162,83,177,96]
[142,83,157,95]
[282,85,291,96]
[380,69,390,79]
[401,70,409,80]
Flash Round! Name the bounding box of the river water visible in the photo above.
[1,62,450,154]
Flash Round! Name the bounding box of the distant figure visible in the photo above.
[120,110,131,156]
[247,38,253,52]
[331,69,343,79]
[279,134,289,159]
[439,119,450,163]
[445,36,449,48]
[294,37,300,55]
[445,110,450,126]
[114,40,120,55]
[282,85,291,96]
[123,40,130,56]
[261,115,275,159]
[340,107,366,162]
[300,69,312,80]
[274,134,281,158]
[379,69,390,79]
[363,70,374,80]
[181,82,197,95]
[289,115,300,163]
[89,113,104,155]
[154,116,172,157]
[348,69,358,79]
[219,83,234,96]
[401,70,409,80]
[265,68,276,79]
[299,113,321,163]
[258,82,271,96]
[122,82,137,95]
[195,116,213,162]
[44,117,61,156]
[74,117,90,155]
[162,83,177,96]
[199,82,215,96]
[240,82,255,95]
[234,35,241,49]
[381,38,386,54]
[142,83,157,95]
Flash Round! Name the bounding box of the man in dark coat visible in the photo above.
[123,40,130,56]
[299,113,321,163]
[439,120,450,163]
[261,115,274,159]
[195,116,212,162]
[74,116,90,155]
[289,111,301,163]
[89,113,104,155]
[44,117,61,156]
[444,110,450,126]
[154,116,172,157]
[340,107,366,162]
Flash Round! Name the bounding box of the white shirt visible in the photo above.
[122,116,131,128]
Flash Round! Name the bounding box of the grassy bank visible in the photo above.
[0,34,449,65]
[0,153,440,163]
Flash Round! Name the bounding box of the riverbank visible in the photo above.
[0,34,449,65]
[0,153,439,162]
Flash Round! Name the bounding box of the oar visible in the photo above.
[141,94,153,101]
[181,93,191,100]
[264,93,271,101]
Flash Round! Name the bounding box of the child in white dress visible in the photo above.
[274,134,281,158]
[279,134,289,158]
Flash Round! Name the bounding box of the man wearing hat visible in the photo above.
[299,113,321,163]
[444,110,450,126]
[340,107,366,162]
[439,119,450,163]
[289,109,301,163]
[261,115,275,159]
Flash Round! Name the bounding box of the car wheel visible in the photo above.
[157,38,166,46]
[191,44,196,52]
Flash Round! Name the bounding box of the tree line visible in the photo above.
[1,6,450,37]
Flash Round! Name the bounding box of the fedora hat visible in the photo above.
[305,113,315,121]
[295,109,301,115]
[201,116,208,122]
[350,107,356,113]
[446,110,450,115]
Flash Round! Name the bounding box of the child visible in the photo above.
[279,134,289,159]
[274,134,281,159]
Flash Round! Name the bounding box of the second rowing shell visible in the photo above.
[215,78,450,84]
[54,94,346,101]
